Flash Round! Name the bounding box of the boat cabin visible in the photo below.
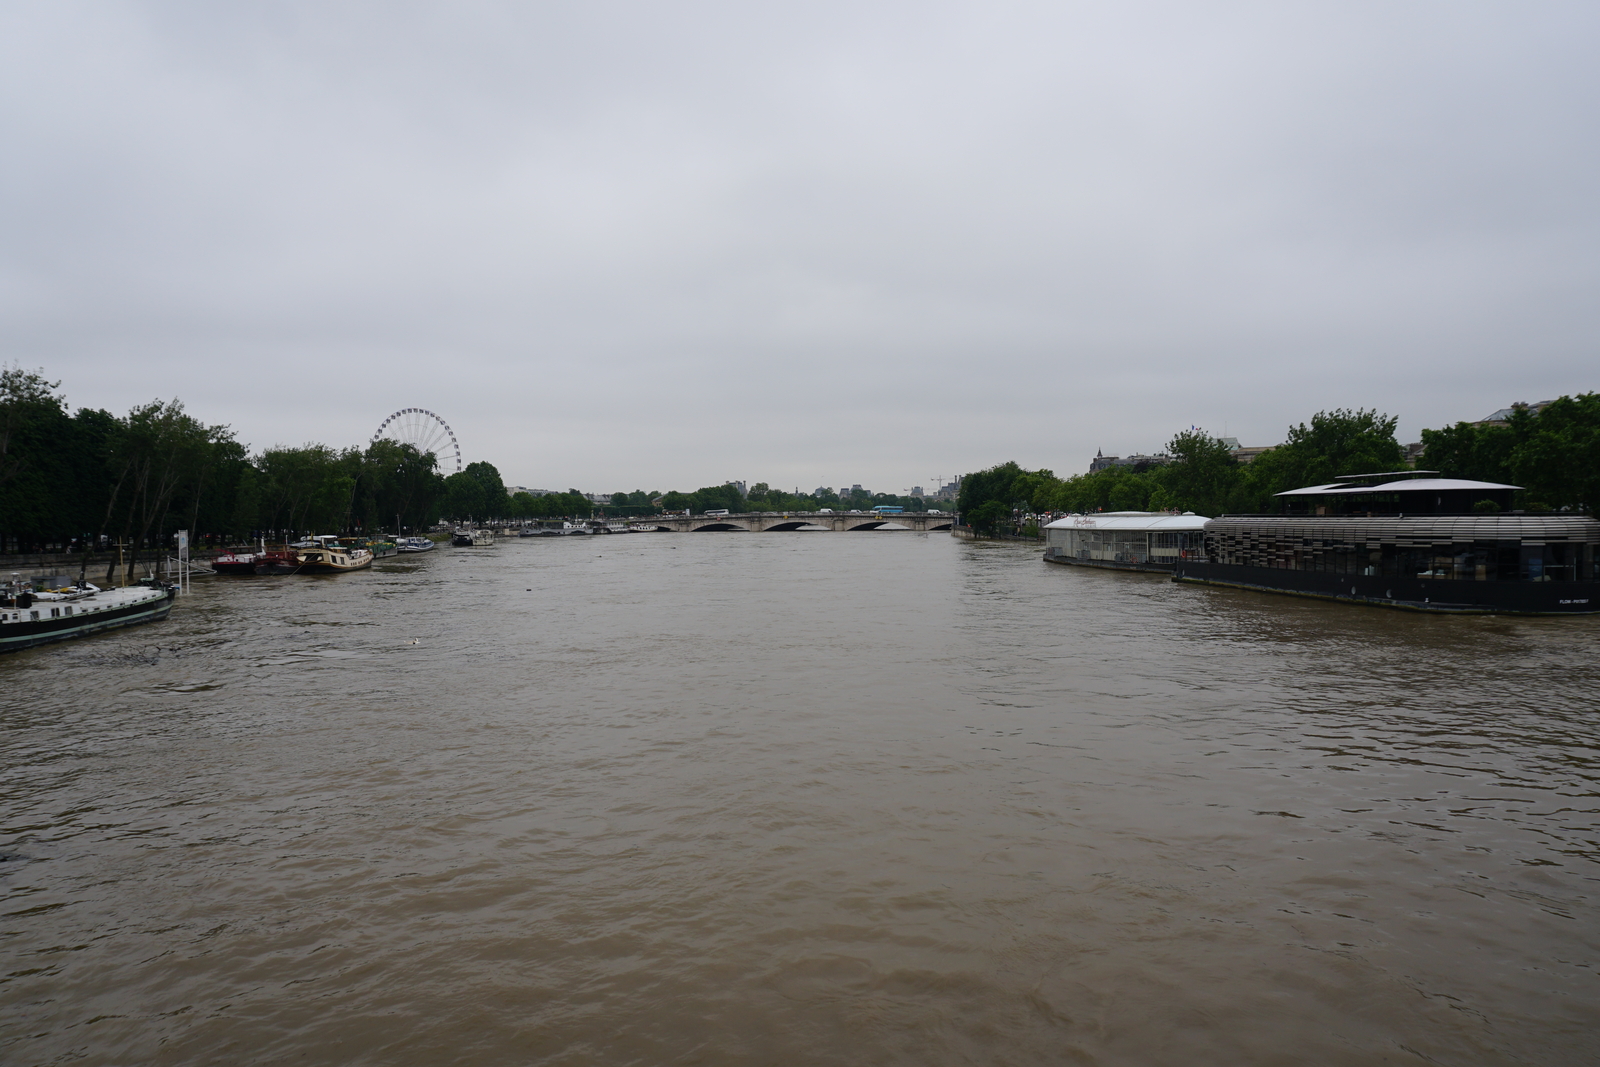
[1276,471,1519,516]
[1043,512,1210,572]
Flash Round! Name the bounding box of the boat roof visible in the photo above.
[1332,470,1438,480]
[1276,477,1521,497]
[1043,512,1209,531]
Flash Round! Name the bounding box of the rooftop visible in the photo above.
[1277,477,1521,498]
[1044,512,1209,531]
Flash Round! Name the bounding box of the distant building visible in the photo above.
[1089,450,1171,473]
[1216,438,1273,465]
[932,477,960,502]
[507,486,557,497]
[910,486,925,498]
[1403,441,1426,465]
[1475,400,1555,427]
[725,480,747,495]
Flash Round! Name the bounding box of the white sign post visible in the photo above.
[176,530,190,593]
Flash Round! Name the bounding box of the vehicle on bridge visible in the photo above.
[871,506,904,514]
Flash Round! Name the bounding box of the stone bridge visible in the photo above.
[636,511,956,533]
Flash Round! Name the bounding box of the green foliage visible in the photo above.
[1044,467,1162,513]
[503,489,593,520]
[1239,409,1404,508]
[1421,393,1600,513]
[746,482,814,511]
[1509,394,1600,511]
[965,499,1011,532]
[1157,430,1240,515]
[956,410,1406,523]
[957,461,1029,514]
[687,484,745,514]
[0,364,64,492]
[354,439,446,531]
[0,370,453,551]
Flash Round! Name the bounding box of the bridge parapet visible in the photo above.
[636,512,955,533]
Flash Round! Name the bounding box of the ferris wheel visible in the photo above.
[371,408,462,472]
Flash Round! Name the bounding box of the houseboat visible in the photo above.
[254,547,302,574]
[1171,472,1600,614]
[291,536,374,574]
[396,536,435,553]
[359,538,397,559]
[211,549,264,575]
[2,574,177,653]
[1042,512,1210,572]
[452,528,495,546]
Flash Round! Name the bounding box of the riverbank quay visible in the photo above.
[0,550,180,585]
[950,524,1043,542]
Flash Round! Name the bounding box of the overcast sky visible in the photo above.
[2,2,1596,493]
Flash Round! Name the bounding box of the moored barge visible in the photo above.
[292,536,374,574]
[1172,472,1600,614]
[211,550,263,575]
[2,574,177,653]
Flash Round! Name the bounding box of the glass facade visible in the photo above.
[1049,528,1206,565]
[1205,523,1599,582]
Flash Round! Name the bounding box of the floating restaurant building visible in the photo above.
[1171,472,1600,614]
[1043,512,1210,573]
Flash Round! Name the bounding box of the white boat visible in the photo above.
[451,528,495,546]
[2,574,177,653]
[396,536,435,553]
[292,536,375,574]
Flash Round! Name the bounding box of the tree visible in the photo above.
[1506,393,1600,512]
[1157,430,1240,515]
[688,483,745,514]
[257,445,349,533]
[966,500,1011,533]
[0,364,63,491]
[443,471,486,521]
[1243,408,1404,507]
[957,461,1026,516]
[443,461,511,521]
[463,461,511,519]
[104,400,234,579]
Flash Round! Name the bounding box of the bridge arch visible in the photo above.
[690,521,750,532]
[763,520,828,531]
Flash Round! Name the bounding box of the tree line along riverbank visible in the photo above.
[0,366,932,560]
[955,400,1600,532]
[7,365,1593,558]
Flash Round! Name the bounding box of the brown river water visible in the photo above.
[2,533,1597,1065]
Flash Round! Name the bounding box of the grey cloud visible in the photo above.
[2,1,1596,491]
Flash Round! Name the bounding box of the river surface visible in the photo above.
[2,532,1597,1065]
